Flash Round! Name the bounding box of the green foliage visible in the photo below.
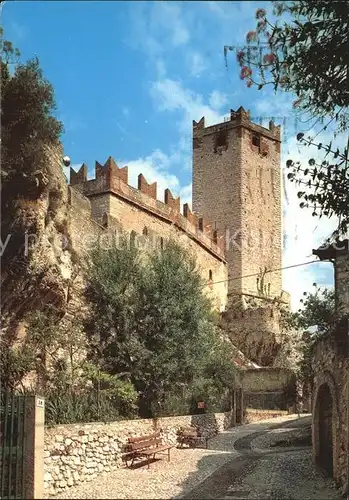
[1,27,63,276]
[230,1,349,128]
[286,136,349,238]
[229,2,349,236]
[281,286,335,384]
[85,238,237,418]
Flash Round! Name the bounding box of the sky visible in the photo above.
[2,0,343,310]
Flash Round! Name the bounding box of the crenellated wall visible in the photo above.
[68,160,228,312]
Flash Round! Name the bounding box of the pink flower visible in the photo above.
[246,80,253,88]
[240,66,252,80]
[246,30,257,43]
[256,8,266,19]
[237,50,245,63]
[263,53,276,64]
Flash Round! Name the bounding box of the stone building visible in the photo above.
[312,240,349,494]
[192,107,290,364]
[64,107,291,367]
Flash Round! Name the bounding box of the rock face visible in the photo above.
[44,411,234,496]
[1,144,77,341]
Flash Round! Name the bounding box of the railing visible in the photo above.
[0,392,27,499]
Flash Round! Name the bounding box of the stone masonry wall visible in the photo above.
[192,108,282,299]
[68,165,228,312]
[311,242,348,494]
[44,411,233,497]
[312,338,348,493]
[335,249,349,319]
[244,408,289,424]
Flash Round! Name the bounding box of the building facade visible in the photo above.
[312,241,349,494]
[67,107,289,366]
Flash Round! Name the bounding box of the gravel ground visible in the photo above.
[51,415,299,500]
[51,415,340,500]
[251,415,312,453]
[224,450,341,500]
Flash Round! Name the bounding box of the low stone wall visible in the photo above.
[44,411,233,497]
[244,408,289,424]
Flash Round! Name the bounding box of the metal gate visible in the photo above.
[0,392,27,499]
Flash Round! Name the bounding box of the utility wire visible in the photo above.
[203,259,320,287]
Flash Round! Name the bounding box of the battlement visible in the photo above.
[69,158,226,261]
[231,307,281,323]
[193,106,281,142]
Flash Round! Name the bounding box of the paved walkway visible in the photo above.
[51,414,341,499]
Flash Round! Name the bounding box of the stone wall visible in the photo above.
[192,107,282,299]
[311,241,348,494]
[335,244,349,319]
[241,367,295,411]
[241,367,295,393]
[192,108,287,366]
[44,411,233,497]
[244,408,289,424]
[68,160,228,313]
[311,338,348,493]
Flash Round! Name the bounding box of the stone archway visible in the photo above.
[316,384,333,474]
[312,372,338,479]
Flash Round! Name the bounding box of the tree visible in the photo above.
[1,27,63,260]
[226,1,349,237]
[281,285,335,385]
[227,1,348,128]
[85,237,236,418]
[1,28,65,329]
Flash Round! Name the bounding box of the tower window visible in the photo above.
[160,237,164,249]
[252,134,260,147]
[143,226,148,236]
[214,129,228,153]
[209,270,213,281]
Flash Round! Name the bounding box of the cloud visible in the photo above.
[188,51,207,78]
[122,107,130,118]
[281,128,348,310]
[209,90,229,111]
[118,149,191,208]
[151,78,226,136]
[127,1,190,77]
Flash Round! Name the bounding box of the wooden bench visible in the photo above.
[123,432,173,469]
[177,426,208,449]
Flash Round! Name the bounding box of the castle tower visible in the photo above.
[192,107,282,309]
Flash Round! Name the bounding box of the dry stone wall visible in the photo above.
[44,412,234,497]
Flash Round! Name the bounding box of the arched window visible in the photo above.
[209,270,213,281]
[143,226,148,236]
[160,237,164,250]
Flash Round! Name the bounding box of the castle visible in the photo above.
[68,106,290,366]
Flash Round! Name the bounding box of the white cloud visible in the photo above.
[122,107,130,118]
[119,149,191,208]
[209,90,229,111]
[127,1,190,77]
[281,128,348,310]
[188,51,207,78]
[151,78,225,136]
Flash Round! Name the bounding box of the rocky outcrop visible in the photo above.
[1,144,78,341]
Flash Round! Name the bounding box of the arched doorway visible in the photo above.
[316,383,334,475]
